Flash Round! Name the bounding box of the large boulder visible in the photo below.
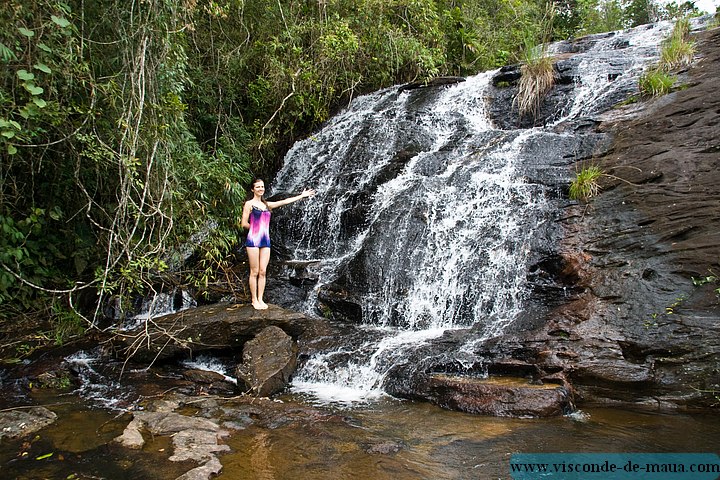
[236,326,298,397]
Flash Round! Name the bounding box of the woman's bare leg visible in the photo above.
[256,247,271,309]
[246,247,263,309]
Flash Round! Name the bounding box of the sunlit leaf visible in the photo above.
[2,130,15,139]
[17,69,35,81]
[35,452,54,460]
[33,97,47,108]
[34,63,52,74]
[51,15,71,28]
[18,27,35,37]
[23,83,44,96]
[38,43,53,53]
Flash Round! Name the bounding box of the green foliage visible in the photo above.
[2,0,638,328]
[636,16,696,98]
[50,300,85,345]
[658,0,703,19]
[187,227,243,300]
[576,0,628,36]
[0,0,254,322]
[550,0,689,40]
[569,165,603,201]
[693,274,720,296]
[0,208,65,310]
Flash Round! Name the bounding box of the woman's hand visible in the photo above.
[301,188,316,198]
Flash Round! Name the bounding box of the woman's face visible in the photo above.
[252,180,265,196]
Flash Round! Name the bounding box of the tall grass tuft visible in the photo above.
[515,41,556,118]
[639,68,675,96]
[660,17,695,70]
[637,16,694,98]
[569,165,603,202]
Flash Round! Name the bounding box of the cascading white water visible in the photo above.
[271,20,683,404]
[551,20,674,121]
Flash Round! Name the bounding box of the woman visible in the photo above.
[241,178,315,310]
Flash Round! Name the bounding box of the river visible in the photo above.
[1,388,719,479]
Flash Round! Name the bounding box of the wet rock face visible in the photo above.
[384,28,720,412]
[486,28,652,131]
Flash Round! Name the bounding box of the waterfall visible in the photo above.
[270,20,685,404]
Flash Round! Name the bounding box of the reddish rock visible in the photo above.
[426,374,572,417]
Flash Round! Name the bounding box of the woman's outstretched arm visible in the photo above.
[266,188,316,209]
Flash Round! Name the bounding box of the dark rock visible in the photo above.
[398,76,466,92]
[182,370,236,395]
[183,369,228,384]
[236,326,298,397]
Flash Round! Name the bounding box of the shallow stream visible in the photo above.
[2,388,719,479]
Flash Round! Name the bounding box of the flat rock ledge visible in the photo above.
[114,399,230,480]
[112,303,323,362]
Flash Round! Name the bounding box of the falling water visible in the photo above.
[271,20,686,404]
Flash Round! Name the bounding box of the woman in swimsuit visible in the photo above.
[241,178,315,310]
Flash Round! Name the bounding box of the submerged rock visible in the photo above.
[114,402,230,480]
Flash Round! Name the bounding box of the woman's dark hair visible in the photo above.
[249,178,270,210]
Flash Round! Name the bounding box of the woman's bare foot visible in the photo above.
[258,300,269,310]
[252,300,264,310]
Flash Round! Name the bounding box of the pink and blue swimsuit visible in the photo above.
[245,206,272,248]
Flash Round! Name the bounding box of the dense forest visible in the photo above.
[0,0,705,341]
